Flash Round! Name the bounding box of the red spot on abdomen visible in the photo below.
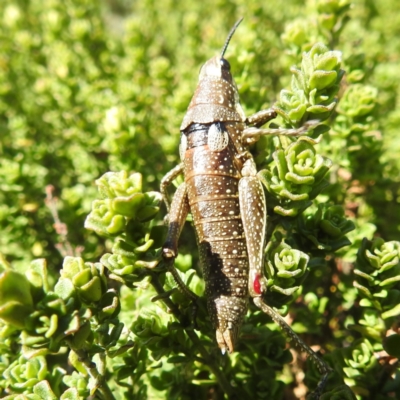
[253,273,261,295]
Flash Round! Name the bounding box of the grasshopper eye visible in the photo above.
[220,58,230,70]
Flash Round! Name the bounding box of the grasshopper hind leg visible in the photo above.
[238,159,331,398]
[252,297,332,399]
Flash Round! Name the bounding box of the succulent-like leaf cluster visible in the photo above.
[322,237,400,397]
[297,204,355,252]
[354,238,400,317]
[0,256,126,398]
[256,43,346,217]
[85,171,162,285]
[85,171,161,236]
[264,241,309,297]
[277,43,344,123]
[260,137,332,216]
[337,338,379,395]
[1,0,400,399]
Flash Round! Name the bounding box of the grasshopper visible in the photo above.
[161,18,330,397]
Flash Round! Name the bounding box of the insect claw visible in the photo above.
[162,247,176,259]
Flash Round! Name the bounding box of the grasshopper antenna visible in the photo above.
[220,17,243,58]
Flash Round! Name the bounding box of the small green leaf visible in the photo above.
[309,70,337,90]
[60,388,81,400]
[382,303,400,319]
[33,381,57,400]
[112,193,145,217]
[78,275,103,302]
[54,278,75,300]
[0,270,33,307]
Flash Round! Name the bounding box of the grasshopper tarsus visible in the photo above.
[307,371,331,400]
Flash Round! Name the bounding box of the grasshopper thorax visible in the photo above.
[180,55,245,131]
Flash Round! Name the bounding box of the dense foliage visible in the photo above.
[1,0,400,399]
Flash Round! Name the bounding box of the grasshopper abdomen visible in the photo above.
[182,121,249,353]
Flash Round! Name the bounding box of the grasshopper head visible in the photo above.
[198,15,243,84]
[180,18,245,131]
[198,55,233,83]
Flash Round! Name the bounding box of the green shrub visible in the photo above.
[1,0,400,399]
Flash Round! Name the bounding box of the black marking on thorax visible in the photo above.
[183,122,226,150]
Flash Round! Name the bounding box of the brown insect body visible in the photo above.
[183,125,248,353]
[162,20,331,396]
[173,51,268,353]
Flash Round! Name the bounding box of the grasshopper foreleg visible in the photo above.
[243,119,320,144]
[246,108,277,128]
[160,163,184,212]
